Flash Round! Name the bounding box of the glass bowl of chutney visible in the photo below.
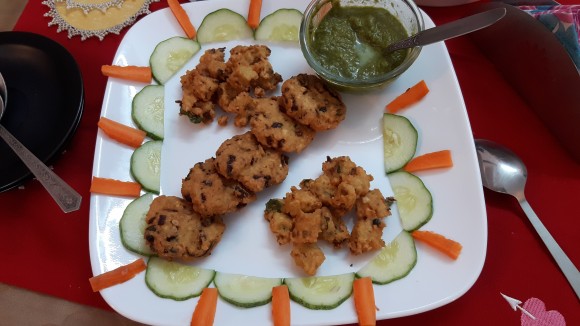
[300,0,425,91]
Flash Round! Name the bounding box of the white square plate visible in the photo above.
[89,1,487,325]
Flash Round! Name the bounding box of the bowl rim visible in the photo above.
[299,0,425,88]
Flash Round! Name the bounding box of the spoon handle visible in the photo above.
[518,197,580,299]
[0,125,82,213]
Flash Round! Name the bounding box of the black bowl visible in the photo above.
[0,32,84,192]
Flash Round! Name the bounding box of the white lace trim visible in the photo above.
[65,0,126,14]
[42,0,160,41]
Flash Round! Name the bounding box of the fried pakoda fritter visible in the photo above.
[291,243,326,276]
[249,97,316,153]
[181,158,256,217]
[264,199,293,245]
[179,69,219,124]
[196,47,228,81]
[302,156,373,216]
[279,74,346,131]
[264,156,392,275]
[180,45,283,126]
[226,45,282,93]
[321,156,373,197]
[291,210,323,245]
[220,90,255,127]
[349,189,392,255]
[214,132,289,192]
[282,185,322,217]
[319,206,350,248]
[144,196,225,261]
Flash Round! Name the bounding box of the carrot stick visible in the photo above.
[97,117,146,148]
[101,65,152,83]
[272,285,291,326]
[385,80,429,113]
[89,258,147,292]
[247,0,263,29]
[411,230,463,260]
[90,177,142,197]
[403,150,453,172]
[353,277,376,326]
[191,287,218,326]
[167,0,197,39]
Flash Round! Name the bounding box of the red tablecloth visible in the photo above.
[2,0,578,325]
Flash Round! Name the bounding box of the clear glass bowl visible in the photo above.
[300,0,425,91]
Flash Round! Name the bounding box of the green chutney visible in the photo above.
[310,5,409,80]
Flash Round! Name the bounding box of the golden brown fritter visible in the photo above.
[214,132,289,192]
[319,206,350,248]
[306,175,357,216]
[264,199,293,245]
[291,243,326,276]
[181,158,256,217]
[220,90,255,127]
[144,196,225,261]
[249,97,316,153]
[291,209,323,245]
[196,47,228,81]
[179,69,219,124]
[279,74,346,131]
[226,45,282,93]
[321,156,373,197]
[282,185,322,217]
[264,157,389,275]
[349,189,392,255]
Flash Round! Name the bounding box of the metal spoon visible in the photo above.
[386,8,507,53]
[475,139,580,299]
[0,72,81,213]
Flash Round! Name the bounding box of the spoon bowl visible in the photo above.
[475,139,580,299]
[475,139,527,198]
[0,72,81,213]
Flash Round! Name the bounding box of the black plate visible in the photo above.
[0,32,84,192]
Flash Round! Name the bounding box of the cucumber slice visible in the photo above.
[130,140,162,194]
[132,85,164,140]
[149,36,201,84]
[255,9,303,42]
[214,272,283,308]
[356,231,417,284]
[388,171,433,231]
[197,9,254,43]
[285,273,354,310]
[382,113,418,173]
[145,257,215,301]
[119,193,155,256]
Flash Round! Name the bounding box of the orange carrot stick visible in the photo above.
[353,277,376,326]
[385,80,429,113]
[98,117,146,148]
[168,0,197,39]
[411,230,463,260]
[272,285,291,326]
[247,0,263,29]
[90,177,142,197]
[89,258,147,292]
[403,150,453,172]
[101,65,152,83]
[191,287,218,326]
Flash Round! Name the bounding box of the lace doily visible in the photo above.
[43,0,159,41]
[65,0,126,14]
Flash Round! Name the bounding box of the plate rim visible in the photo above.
[89,1,488,325]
